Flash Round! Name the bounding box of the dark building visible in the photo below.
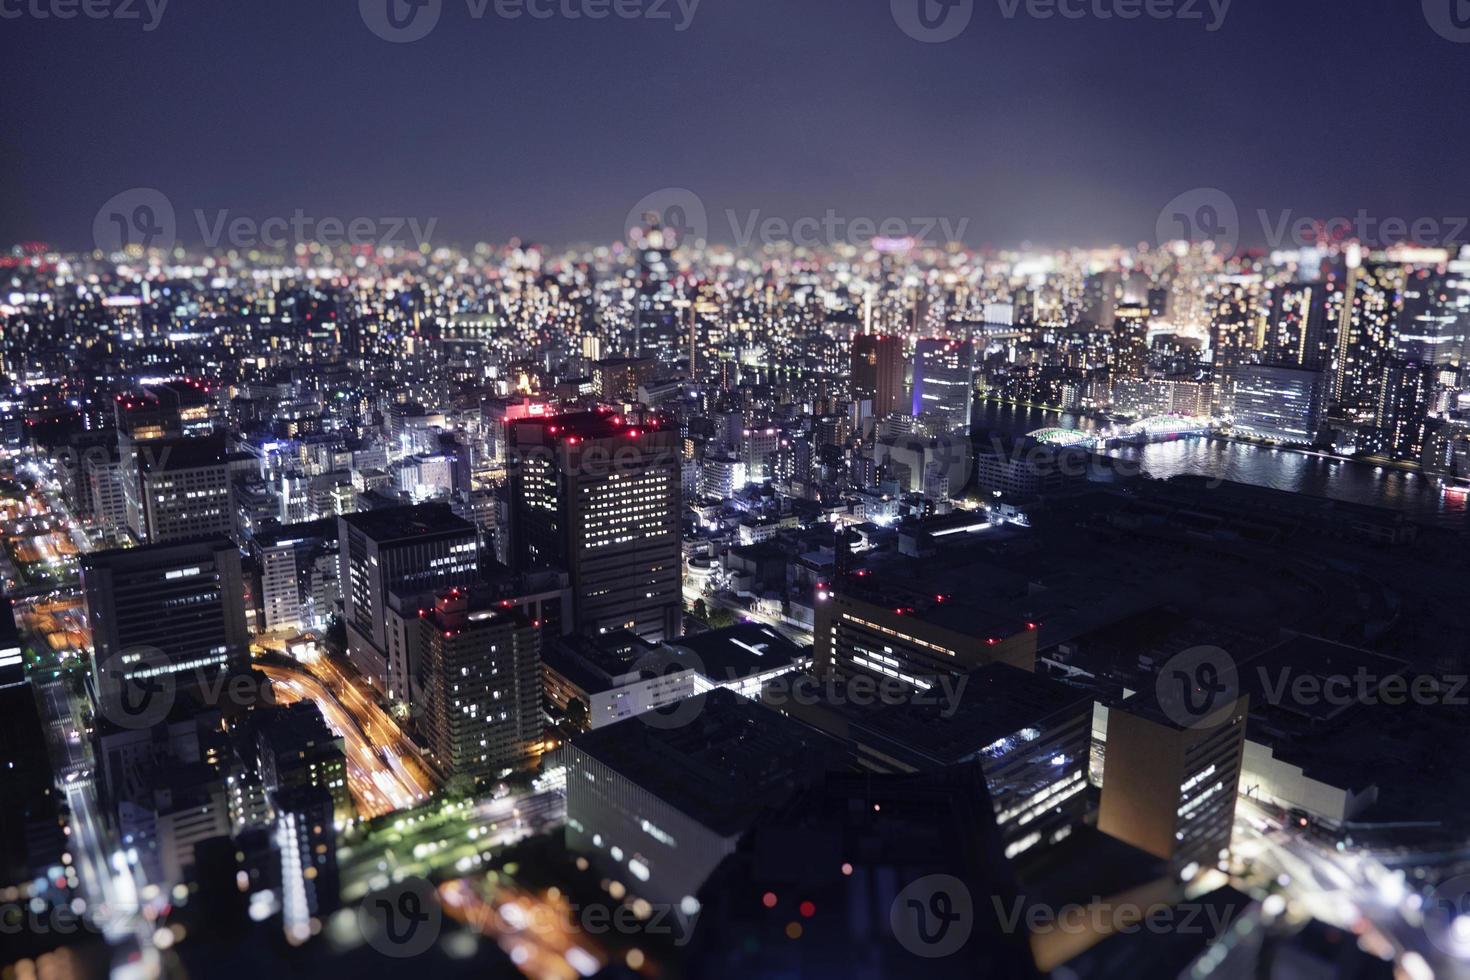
[564,689,848,910]
[1265,282,1329,367]
[254,701,353,824]
[508,411,682,641]
[1098,689,1249,874]
[1369,359,1433,460]
[850,333,905,418]
[81,536,249,704]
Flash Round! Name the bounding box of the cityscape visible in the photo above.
[5,2,1470,979]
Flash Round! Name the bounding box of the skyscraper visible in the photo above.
[1109,304,1151,380]
[1265,283,1328,368]
[1369,359,1433,461]
[1396,268,1469,367]
[416,587,543,779]
[910,337,974,433]
[1328,263,1403,420]
[508,411,682,641]
[850,333,904,418]
[81,537,249,702]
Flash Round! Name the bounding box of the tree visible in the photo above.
[566,697,589,732]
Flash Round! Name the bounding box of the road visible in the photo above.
[35,675,164,979]
[1233,798,1470,979]
[338,788,566,902]
[257,660,433,818]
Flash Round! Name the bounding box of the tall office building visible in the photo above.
[1109,304,1151,380]
[1211,279,1270,371]
[910,337,975,433]
[1265,283,1328,368]
[1369,359,1433,461]
[850,333,904,418]
[416,588,543,779]
[508,411,682,641]
[633,213,681,363]
[81,537,249,701]
[1327,263,1403,420]
[1230,365,1326,445]
[1397,268,1470,367]
[1098,691,1248,873]
[338,504,479,699]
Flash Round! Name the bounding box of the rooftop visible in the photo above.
[338,502,475,542]
[569,688,847,835]
[666,623,810,683]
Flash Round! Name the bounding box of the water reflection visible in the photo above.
[975,401,1469,528]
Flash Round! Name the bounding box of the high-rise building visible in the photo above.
[1109,304,1151,380]
[338,504,479,699]
[508,411,682,641]
[911,337,975,433]
[594,356,659,404]
[1396,268,1469,367]
[416,587,543,779]
[81,537,250,701]
[850,333,905,418]
[1369,359,1433,461]
[254,702,353,824]
[1230,365,1326,445]
[1328,263,1403,420]
[1209,279,1267,359]
[1265,283,1328,368]
[632,214,682,363]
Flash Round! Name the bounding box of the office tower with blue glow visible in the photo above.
[1230,364,1326,445]
[911,337,974,433]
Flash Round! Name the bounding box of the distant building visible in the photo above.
[911,337,975,433]
[1230,365,1325,445]
[851,333,905,418]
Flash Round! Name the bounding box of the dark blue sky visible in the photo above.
[3,0,1468,250]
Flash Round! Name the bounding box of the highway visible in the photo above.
[257,660,433,818]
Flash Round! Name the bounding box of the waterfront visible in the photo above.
[976,401,1470,529]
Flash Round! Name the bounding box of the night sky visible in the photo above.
[3,0,1468,250]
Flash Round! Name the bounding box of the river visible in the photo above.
[974,401,1470,529]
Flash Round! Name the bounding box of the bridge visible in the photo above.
[1125,415,1215,437]
[1027,427,1097,448]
